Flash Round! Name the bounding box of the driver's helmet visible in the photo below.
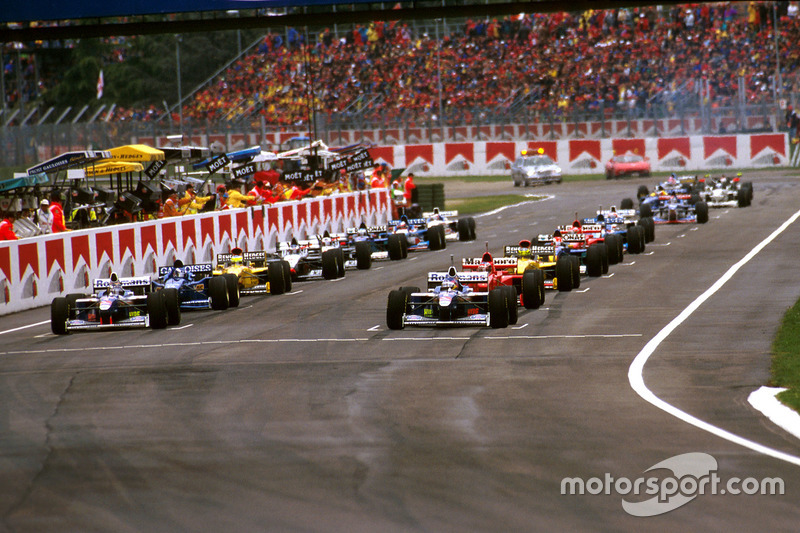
[357,227,368,236]
[518,247,531,258]
[173,267,186,279]
[478,263,491,272]
[441,279,457,291]
[231,255,243,265]
[668,173,677,184]
[397,221,408,230]
[109,272,123,294]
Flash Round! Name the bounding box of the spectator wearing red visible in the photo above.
[249,181,277,204]
[0,212,19,240]
[163,192,181,217]
[49,192,67,232]
[403,172,417,204]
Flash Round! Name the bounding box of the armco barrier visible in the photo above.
[365,133,791,177]
[0,189,390,316]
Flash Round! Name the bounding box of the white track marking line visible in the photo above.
[512,323,528,330]
[373,267,384,271]
[629,206,800,467]
[288,290,303,295]
[650,242,671,247]
[172,324,194,330]
[409,257,418,261]
[0,320,49,335]
[602,273,615,278]
[690,227,700,231]
[576,288,590,293]
[621,261,636,266]
[367,325,380,331]
[643,251,655,256]
[476,195,554,217]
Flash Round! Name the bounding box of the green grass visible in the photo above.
[446,194,545,215]
[415,174,604,184]
[771,298,800,412]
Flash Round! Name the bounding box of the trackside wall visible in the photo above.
[363,133,791,176]
[0,189,390,316]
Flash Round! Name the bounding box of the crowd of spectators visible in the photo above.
[4,3,800,127]
[175,3,800,127]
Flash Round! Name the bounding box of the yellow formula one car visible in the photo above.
[213,247,292,296]
[503,238,580,292]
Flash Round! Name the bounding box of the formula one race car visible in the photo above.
[276,237,345,281]
[336,224,409,262]
[50,272,179,334]
[696,174,753,208]
[554,222,611,278]
[213,248,291,295]
[504,238,580,292]
[423,207,476,242]
[388,215,448,252]
[153,260,238,311]
[461,248,545,310]
[641,193,709,224]
[589,208,653,257]
[386,266,513,329]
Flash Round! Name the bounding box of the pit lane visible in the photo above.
[1,171,800,531]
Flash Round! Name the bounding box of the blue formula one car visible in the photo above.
[152,260,238,312]
[387,215,448,253]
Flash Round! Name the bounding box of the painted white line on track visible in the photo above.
[690,227,700,231]
[331,277,346,282]
[677,234,686,238]
[512,323,528,330]
[34,333,53,338]
[621,262,636,266]
[576,288,590,293]
[367,325,380,331]
[409,257,418,261]
[643,251,655,256]
[172,324,194,330]
[475,195,554,217]
[373,267,384,271]
[288,290,304,295]
[748,387,800,441]
[509,229,519,233]
[602,273,615,279]
[383,333,641,341]
[628,206,800,467]
[650,242,671,247]
[0,320,49,335]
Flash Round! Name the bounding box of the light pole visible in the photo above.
[175,34,183,135]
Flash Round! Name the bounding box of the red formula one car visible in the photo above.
[460,248,546,312]
[605,153,651,179]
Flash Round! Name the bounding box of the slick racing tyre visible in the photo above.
[620,197,634,210]
[335,247,346,277]
[269,261,286,295]
[503,286,519,325]
[639,202,653,219]
[521,268,545,310]
[569,255,581,289]
[281,260,293,292]
[321,249,339,280]
[162,288,182,326]
[555,256,573,292]
[467,217,476,240]
[627,226,643,254]
[209,276,230,310]
[355,241,372,270]
[147,291,168,329]
[488,288,509,329]
[387,234,404,261]
[695,201,709,224]
[224,273,241,307]
[51,297,69,335]
[586,244,604,277]
[386,290,407,330]
[457,218,471,241]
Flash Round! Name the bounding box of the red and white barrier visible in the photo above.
[365,133,790,177]
[0,189,390,316]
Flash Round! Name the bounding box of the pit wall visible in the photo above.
[0,189,390,316]
[363,133,791,176]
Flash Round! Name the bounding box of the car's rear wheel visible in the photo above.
[569,255,581,289]
[355,241,372,270]
[503,286,518,325]
[162,288,181,326]
[521,269,544,309]
[51,297,69,335]
[488,288,509,329]
[467,217,476,240]
[387,234,404,260]
[222,273,240,307]
[321,249,339,280]
[457,218,471,241]
[386,290,407,330]
[209,276,229,310]
[696,201,709,223]
[639,202,653,218]
[620,198,633,210]
[147,292,168,329]
[627,226,642,254]
[586,245,603,277]
[281,261,293,292]
[268,261,286,295]
[335,247,346,277]
[555,256,573,292]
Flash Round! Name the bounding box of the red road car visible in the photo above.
[605,153,651,179]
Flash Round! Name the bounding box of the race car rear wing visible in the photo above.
[505,244,555,257]
[427,271,488,289]
[422,209,458,219]
[216,251,269,266]
[461,257,517,270]
[93,276,151,295]
[158,263,214,277]
[388,218,427,228]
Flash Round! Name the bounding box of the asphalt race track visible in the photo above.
[2,171,800,531]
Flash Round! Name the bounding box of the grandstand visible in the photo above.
[2,3,799,167]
